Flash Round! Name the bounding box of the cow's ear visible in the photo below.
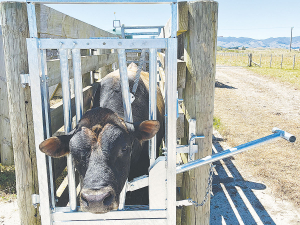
[135,120,160,141]
[39,133,73,158]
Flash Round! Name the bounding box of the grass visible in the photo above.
[217,48,300,89]
[0,164,17,202]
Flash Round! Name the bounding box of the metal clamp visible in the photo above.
[20,74,31,87]
[32,194,40,208]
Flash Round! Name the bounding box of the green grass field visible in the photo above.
[217,49,300,89]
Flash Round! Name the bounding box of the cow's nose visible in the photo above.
[80,187,118,213]
[81,191,114,207]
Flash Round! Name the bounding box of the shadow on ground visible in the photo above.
[215,81,237,89]
[210,136,275,225]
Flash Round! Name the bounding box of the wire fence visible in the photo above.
[217,52,300,70]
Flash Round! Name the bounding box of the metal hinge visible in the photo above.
[32,194,40,208]
[20,74,30,87]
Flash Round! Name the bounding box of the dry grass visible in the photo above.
[217,49,300,89]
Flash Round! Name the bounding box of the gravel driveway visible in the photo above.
[211,66,300,224]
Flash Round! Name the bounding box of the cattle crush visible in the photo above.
[0,0,295,225]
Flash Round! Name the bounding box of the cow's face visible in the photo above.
[39,108,159,213]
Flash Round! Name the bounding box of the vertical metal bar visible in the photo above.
[27,38,52,225]
[40,49,56,210]
[89,49,94,84]
[149,48,158,166]
[121,24,125,39]
[165,38,177,225]
[27,3,38,38]
[72,49,83,123]
[117,49,133,210]
[27,3,52,224]
[117,49,133,123]
[171,2,178,38]
[59,49,77,212]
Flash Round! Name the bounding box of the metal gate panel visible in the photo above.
[26,1,178,224]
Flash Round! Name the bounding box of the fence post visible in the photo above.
[260,54,262,67]
[180,1,218,225]
[0,25,14,165]
[0,2,40,224]
[293,55,296,69]
[248,53,252,67]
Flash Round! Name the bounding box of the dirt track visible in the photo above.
[211,66,300,224]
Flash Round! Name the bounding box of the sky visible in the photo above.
[6,0,297,40]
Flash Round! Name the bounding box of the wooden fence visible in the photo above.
[0,2,118,224]
[217,52,300,69]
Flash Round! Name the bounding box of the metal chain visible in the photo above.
[131,49,146,95]
[188,163,215,207]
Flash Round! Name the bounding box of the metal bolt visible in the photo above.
[118,42,122,46]
[103,42,106,45]
[87,43,90,45]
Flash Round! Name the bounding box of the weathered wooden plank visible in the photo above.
[35,4,117,39]
[47,53,118,87]
[50,84,97,133]
[0,25,14,165]
[0,2,40,224]
[178,1,188,35]
[157,52,186,88]
[180,2,218,225]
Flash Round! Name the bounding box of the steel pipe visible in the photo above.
[59,49,77,211]
[149,48,158,166]
[176,128,296,174]
[40,49,56,210]
[72,49,84,123]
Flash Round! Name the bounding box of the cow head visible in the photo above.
[39,107,159,213]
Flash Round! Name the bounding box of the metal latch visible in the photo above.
[188,119,205,162]
[20,74,30,87]
[32,194,40,208]
[176,199,193,207]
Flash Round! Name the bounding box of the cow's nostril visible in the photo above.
[103,193,114,206]
[81,193,89,207]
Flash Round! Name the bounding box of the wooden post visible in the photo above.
[0,2,40,224]
[0,25,14,165]
[180,1,218,225]
[293,54,296,69]
[248,53,252,67]
[260,54,262,67]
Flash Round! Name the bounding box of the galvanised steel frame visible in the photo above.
[25,0,296,225]
[26,1,178,225]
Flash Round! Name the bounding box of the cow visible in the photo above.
[39,63,165,213]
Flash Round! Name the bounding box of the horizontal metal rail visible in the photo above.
[125,32,160,36]
[176,128,296,174]
[37,38,167,50]
[124,26,164,29]
[26,0,178,4]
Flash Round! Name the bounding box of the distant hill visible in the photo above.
[218,36,300,49]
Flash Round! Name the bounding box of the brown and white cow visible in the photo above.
[39,63,165,213]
